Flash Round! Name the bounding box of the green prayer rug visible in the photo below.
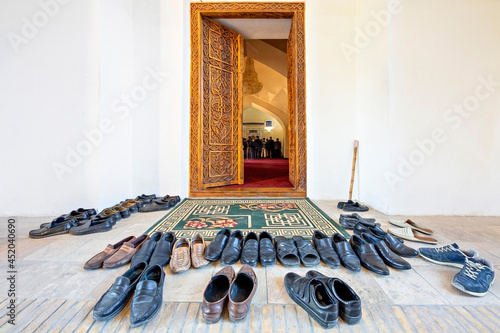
[145,198,349,240]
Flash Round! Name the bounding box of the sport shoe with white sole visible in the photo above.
[452,257,495,297]
[418,243,478,268]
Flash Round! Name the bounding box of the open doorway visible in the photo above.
[189,2,306,197]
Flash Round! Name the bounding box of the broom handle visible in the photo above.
[348,140,359,201]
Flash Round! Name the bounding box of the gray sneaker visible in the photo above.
[452,257,495,297]
[418,243,478,268]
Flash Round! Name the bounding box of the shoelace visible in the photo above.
[463,259,485,280]
[435,245,456,253]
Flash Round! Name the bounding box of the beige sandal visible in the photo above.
[389,219,434,235]
[388,227,438,244]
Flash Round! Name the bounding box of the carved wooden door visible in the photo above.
[200,17,243,188]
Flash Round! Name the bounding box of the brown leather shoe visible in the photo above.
[191,233,209,268]
[228,265,258,321]
[170,238,191,273]
[84,235,136,270]
[202,266,235,323]
[102,234,149,268]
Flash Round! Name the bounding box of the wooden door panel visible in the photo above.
[201,17,243,188]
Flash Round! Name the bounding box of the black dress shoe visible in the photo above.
[284,272,338,329]
[29,219,78,238]
[349,235,389,275]
[331,233,361,272]
[361,233,411,270]
[368,226,418,257]
[312,231,340,268]
[353,221,381,235]
[130,264,165,327]
[205,228,231,261]
[339,214,376,230]
[149,231,177,266]
[130,231,163,267]
[241,232,259,266]
[306,271,361,325]
[221,230,244,265]
[259,231,276,266]
[93,262,147,321]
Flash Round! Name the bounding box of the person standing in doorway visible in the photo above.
[254,136,263,159]
[274,138,282,158]
[266,137,274,158]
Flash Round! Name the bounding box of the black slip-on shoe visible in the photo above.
[241,232,259,267]
[221,230,244,265]
[129,264,165,327]
[312,231,340,268]
[332,233,361,272]
[205,228,231,261]
[349,234,389,275]
[259,231,277,266]
[93,262,147,321]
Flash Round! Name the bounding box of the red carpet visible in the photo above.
[226,159,293,188]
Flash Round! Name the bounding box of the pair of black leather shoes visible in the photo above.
[93,262,165,327]
[332,233,361,272]
[340,213,378,230]
[138,195,181,212]
[240,231,277,266]
[29,208,97,238]
[205,229,244,265]
[361,225,418,257]
[312,231,341,268]
[285,270,361,328]
[349,233,411,275]
[130,231,177,267]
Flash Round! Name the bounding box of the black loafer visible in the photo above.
[361,233,411,270]
[259,231,276,266]
[205,228,231,261]
[149,231,177,266]
[349,234,389,275]
[221,230,244,265]
[93,262,147,321]
[332,233,361,272]
[312,231,340,268]
[284,272,338,329]
[29,219,78,238]
[130,231,163,267]
[368,226,418,257]
[353,221,381,235]
[241,232,259,266]
[306,271,361,325]
[130,264,165,327]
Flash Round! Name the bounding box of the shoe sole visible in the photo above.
[284,278,338,329]
[29,230,70,239]
[70,224,112,235]
[93,299,128,321]
[418,250,464,268]
[130,302,162,328]
[451,281,488,297]
[340,310,362,325]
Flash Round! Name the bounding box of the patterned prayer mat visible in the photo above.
[144,198,349,240]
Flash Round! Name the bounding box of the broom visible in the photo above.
[348,140,359,201]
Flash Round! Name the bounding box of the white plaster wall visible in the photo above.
[1,0,499,216]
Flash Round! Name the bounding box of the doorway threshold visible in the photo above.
[190,187,306,198]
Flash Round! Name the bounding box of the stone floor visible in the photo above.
[1,200,500,332]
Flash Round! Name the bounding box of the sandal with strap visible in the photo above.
[284,272,338,328]
[275,236,300,267]
[293,236,320,266]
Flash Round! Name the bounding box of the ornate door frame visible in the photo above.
[189,2,306,197]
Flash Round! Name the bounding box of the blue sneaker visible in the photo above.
[452,257,495,297]
[418,243,478,268]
